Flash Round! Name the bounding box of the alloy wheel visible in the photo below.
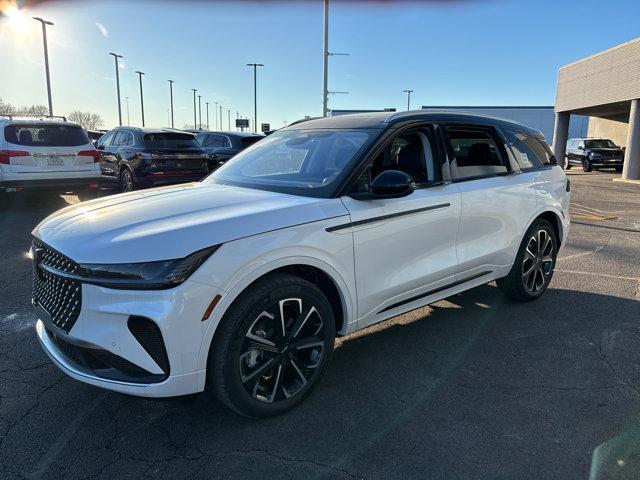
[522,229,554,294]
[121,170,134,192]
[239,298,326,403]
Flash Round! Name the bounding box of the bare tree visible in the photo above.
[17,105,49,116]
[0,98,17,115]
[68,111,104,130]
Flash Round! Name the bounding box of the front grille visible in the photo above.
[31,238,82,333]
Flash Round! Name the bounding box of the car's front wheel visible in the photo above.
[209,273,335,417]
[497,219,557,302]
[582,158,593,172]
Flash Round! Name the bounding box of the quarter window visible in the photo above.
[503,129,546,170]
[446,126,508,180]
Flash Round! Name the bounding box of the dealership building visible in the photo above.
[553,37,640,180]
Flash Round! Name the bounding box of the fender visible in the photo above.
[195,253,356,373]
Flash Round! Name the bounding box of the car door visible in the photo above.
[339,124,462,325]
[95,130,118,180]
[444,123,538,279]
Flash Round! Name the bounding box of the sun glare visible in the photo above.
[1,1,28,33]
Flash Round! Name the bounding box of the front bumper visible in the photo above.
[34,278,223,397]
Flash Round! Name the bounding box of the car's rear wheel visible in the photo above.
[497,219,557,302]
[209,273,335,417]
[582,158,593,172]
[564,162,572,170]
[120,168,135,192]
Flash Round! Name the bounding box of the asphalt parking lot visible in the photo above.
[1,172,639,480]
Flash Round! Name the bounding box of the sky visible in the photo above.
[1,0,639,131]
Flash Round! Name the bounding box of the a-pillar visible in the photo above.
[622,99,640,180]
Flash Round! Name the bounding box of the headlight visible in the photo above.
[77,245,219,290]
[589,152,602,159]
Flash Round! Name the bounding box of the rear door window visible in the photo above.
[445,125,509,180]
[113,131,134,147]
[143,133,200,149]
[206,134,231,148]
[5,124,90,147]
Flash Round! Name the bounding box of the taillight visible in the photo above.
[77,150,101,163]
[0,150,31,165]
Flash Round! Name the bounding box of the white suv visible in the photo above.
[31,111,570,417]
[0,115,101,192]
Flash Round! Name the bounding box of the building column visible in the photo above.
[622,99,640,180]
[552,111,570,167]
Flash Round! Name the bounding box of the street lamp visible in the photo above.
[33,17,54,116]
[206,102,209,130]
[214,102,218,130]
[228,109,231,130]
[191,89,197,130]
[321,1,349,117]
[108,52,124,126]
[125,96,130,125]
[219,105,223,132]
[135,71,145,127]
[246,63,264,133]
[403,89,414,111]
[197,95,202,130]
[168,80,174,128]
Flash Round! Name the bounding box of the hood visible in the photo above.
[33,183,348,263]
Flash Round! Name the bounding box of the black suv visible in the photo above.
[565,138,624,172]
[194,131,263,170]
[96,128,209,192]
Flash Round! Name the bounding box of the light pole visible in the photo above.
[191,89,197,129]
[168,80,174,128]
[206,102,210,130]
[322,0,328,117]
[108,52,124,126]
[135,71,145,127]
[403,89,414,111]
[246,63,264,133]
[125,96,130,125]
[33,17,54,116]
[198,95,202,130]
[219,105,223,131]
[228,109,231,130]
[215,101,218,130]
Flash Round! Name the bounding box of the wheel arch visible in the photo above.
[197,256,355,374]
[536,210,563,247]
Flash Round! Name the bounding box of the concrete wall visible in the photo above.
[556,38,640,113]
[587,117,630,147]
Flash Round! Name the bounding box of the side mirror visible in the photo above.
[96,144,105,150]
[370,170,415,198]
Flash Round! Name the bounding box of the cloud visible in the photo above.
[95,22,109,38]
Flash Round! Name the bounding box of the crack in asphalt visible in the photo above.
[590,333,640,398]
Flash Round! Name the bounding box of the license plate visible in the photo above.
[46,156,64,167]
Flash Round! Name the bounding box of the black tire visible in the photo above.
[209,273,336,417]
[120,168,135,192]
[615,165,623,174]
[497,219,557,302]
[582,158,593,172]
[564,162,572,170]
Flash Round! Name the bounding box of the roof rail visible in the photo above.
[288,116,321,127]
[0,113,67,121]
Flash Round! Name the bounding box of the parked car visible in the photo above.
[565,137,624,172]
[195,131,263,170]
[0,115,101,193]
[96,127,209,192]
[86,129,106,145]
[32,111,569,417]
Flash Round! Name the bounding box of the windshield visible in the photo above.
[206,129,376,197]
[585,139,617,149]
[143,133,201,149]
[5,124,90,147]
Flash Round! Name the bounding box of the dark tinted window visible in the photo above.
[535,138,557,165]
[195,133,206,145]
[446,126,508,179]
[143,133,200,149]
[503,129,546,170]
[113,131,134,147]
[205,134,231,148]
[240,136,262,147]
[97,130,116,147]
[5,124,90,147]
[585,139,617,149]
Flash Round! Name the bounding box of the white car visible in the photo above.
[32,111,570,417]
[0,115,101,192]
